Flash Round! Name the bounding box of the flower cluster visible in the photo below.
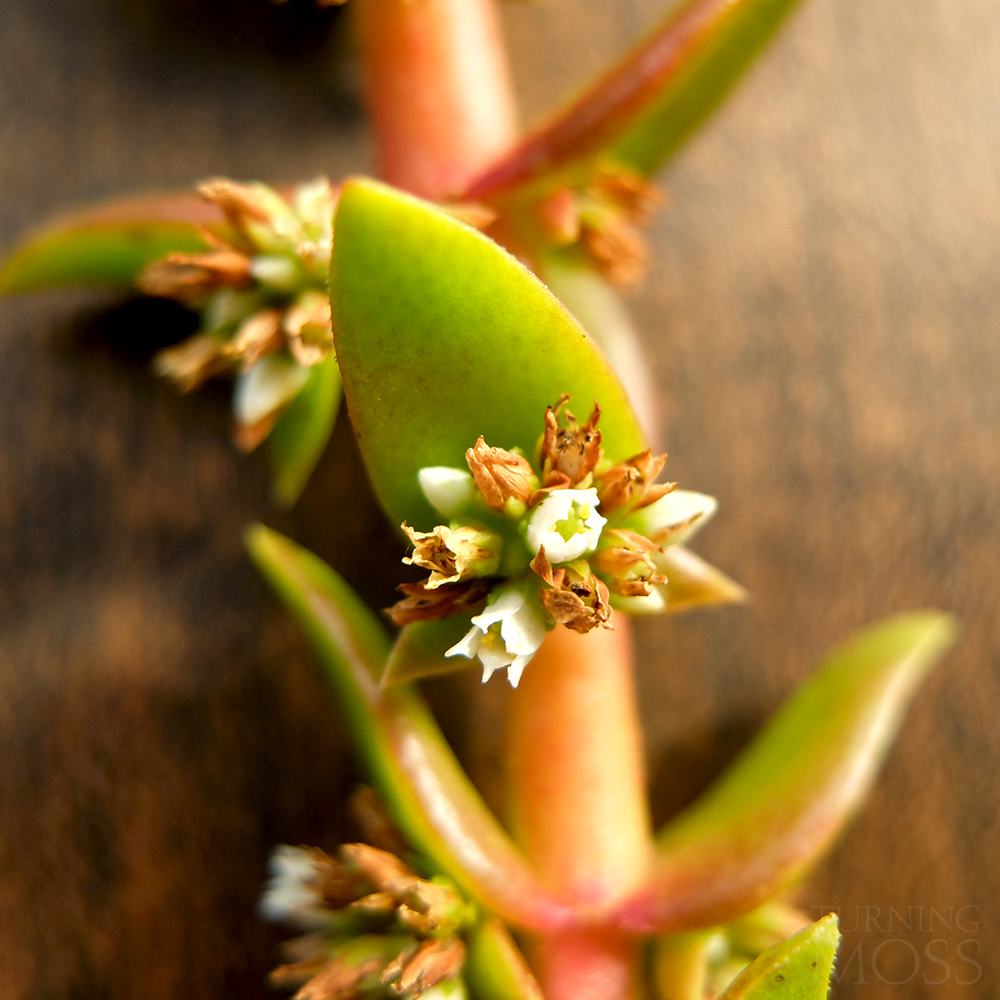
[261,841,472,1000]
[141,177,339,450]
[388,396,717,686]
[533,162,663,286]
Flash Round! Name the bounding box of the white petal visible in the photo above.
[507,654,532,688]
[525,488,606,562]
[477,631,515,682]
[418,466,475,517]
[445,625,483,660]
[632,490,718,547]
[472,587,525,630]
[234,354,310,426]
[500,599,547,657]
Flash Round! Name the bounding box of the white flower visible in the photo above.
[258,845,327,928]
[629,489,717,547]
[525,488,607,563]
[418,466,475,518]
[445,586,547,687]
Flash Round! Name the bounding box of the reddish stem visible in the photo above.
[533,928,641,1000]
[507,622,652,908]
[356,0,518,199]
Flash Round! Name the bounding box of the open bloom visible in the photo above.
[445,586,547,687]
[525,487,607,563]
[388,396,737,686]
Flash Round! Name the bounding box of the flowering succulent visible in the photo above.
[0,1,960,997]
[387,396,718,685]
[261,841,472,1000]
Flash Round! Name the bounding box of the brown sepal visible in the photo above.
[597,448,674,513]
[385,580,491,626]
[292,955,383,1000]
[138,250,252,301]
[540,395,603,486]
[153,334,230,393]
[465,436,534,511]
[225,307,284,369]
[392,938,466,998]
[339,843,415,893]
[531,549,612,634]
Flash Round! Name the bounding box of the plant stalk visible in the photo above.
[355,0,518,199]
[507,621,652,906]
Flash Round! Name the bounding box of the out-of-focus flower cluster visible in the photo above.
[261,841,473,1000]
[388,395,718,686]
[530,162,663,286]
[141,177,338,450]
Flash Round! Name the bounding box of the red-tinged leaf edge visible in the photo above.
[246,525,577,931]
[614,612,956,933]
[463,0,802,199]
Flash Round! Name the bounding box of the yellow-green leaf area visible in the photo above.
[718,914,840,1000]
[0,221,208,293]
[330,177,645,530]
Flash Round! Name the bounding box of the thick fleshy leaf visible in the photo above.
[614,613,956,933]
[464,0,803,199]
[716,914,840,1000]
[330,177,645,531]
[246,525,576,930]
[0,192,218,293]
[267,353,342,506]
[465,916,544,1000]
[382,616,477,687]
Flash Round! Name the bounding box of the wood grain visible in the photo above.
[2,0,998,997]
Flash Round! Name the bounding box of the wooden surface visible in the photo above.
[2,0,998,997]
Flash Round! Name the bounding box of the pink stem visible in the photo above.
[356,0,518,199]
[507,622,652,909]
[533,928,640,1000]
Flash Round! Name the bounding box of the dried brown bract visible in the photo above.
[531,548,612,633]
[386,579,491,626]
[465,435,535,511]
[597,447,675,514]
[540,394,603,486]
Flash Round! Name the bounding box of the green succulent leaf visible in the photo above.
[0,192,217,293]
[246,525,575,931]
[330,177,645,531]
[717,914,840,1000]
[464,0,803,200]
[267,353,342,506]
[381,617,478,687]
[615,612,957,933]
[465,916,544,1000]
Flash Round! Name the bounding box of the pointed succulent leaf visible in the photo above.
[330,177,645,530]
[0,192,219,293]
[658,545,747,613]
[267,353,342,506]
[246,525,576,931]
[382,617,478,687]
[464,0,803,199]
[465,916,544,1000]
[614,613,956,933]
[716,914,840,1000]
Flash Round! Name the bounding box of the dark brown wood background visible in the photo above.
[1,0,997,997]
